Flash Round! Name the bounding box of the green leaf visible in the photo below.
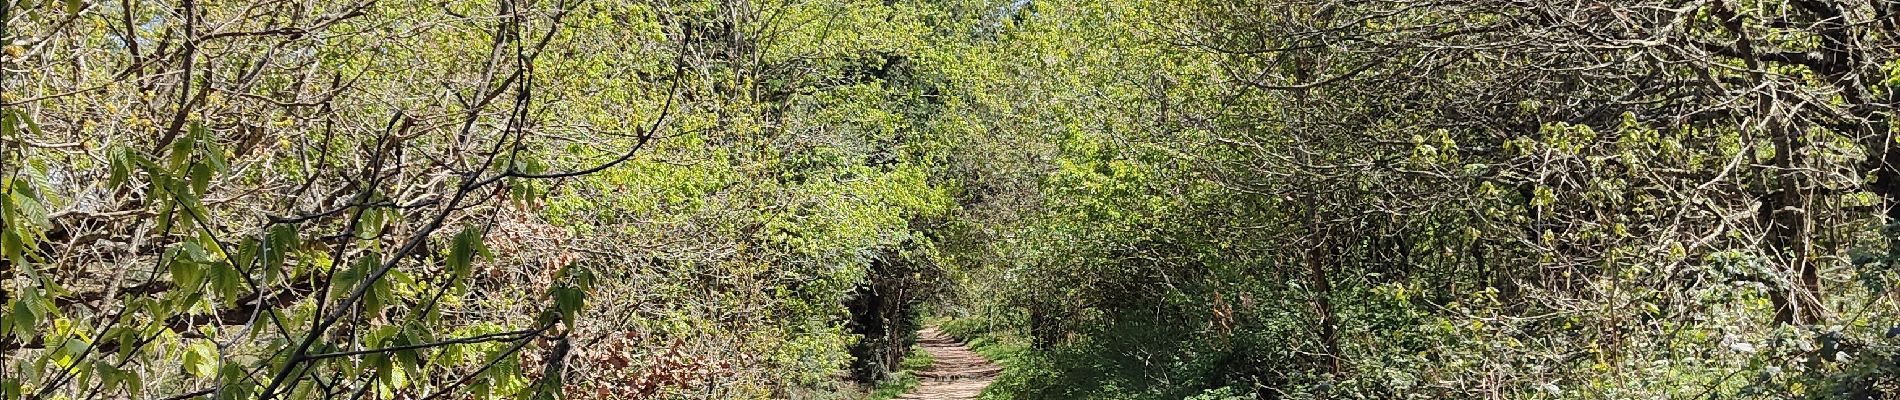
[55,337,91,367]
[395,326,423,367]
[330,253,368,300]
[169,248,206,289]
[200,130,229,173]
[183,341,218,378]
[9,178,49,227]
[96,363,125,396]
[10,300,36,338]
[21,279,51,317]
[357,206,385,239]
[169,128,195,168]
[367,263,394,315]
[264,224,298,281]
[368,351,393,385]
[0,109,16,137]
[171,179,210,230]
[117,315,145,359]
[122,147,161,170]
[447,226,486,283]
[181,241,211,263]
[233,238,260,275]
[154,201,176,235]
[14,109,42,136]
[108,149,132,189]
[385,356,410,391]
[126,368,143,398]
[216,362,255,400]
[1,230,23,267]
[211,260,242,306]
[553,286,584,329]
[189,162,213,196]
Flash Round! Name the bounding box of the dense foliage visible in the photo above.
[1,0,979,398]
[940,0,1900,399]
[4,0,1900,399]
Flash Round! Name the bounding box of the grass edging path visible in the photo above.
[891,327,1002,400]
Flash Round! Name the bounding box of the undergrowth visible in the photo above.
[866,344,937,400]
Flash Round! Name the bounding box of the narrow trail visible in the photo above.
[894,327,1002,400]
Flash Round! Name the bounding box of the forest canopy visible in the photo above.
[2,0,1899,399]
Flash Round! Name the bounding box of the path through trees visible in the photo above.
[894,328,1000,400]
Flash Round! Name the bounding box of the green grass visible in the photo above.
[865,373,919,400]
[901,344,936,370]
[962,335,1027,368]
[865,344,936,400]
[934,316,1027,368]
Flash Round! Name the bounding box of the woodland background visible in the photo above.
[2,0,1899,398]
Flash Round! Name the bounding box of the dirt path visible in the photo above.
[894,327,1001,400]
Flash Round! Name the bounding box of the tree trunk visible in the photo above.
[1307,238,1342,373]
[1767,123,1822,325]
[1029,304,1060,349]
[845,257,916,383]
